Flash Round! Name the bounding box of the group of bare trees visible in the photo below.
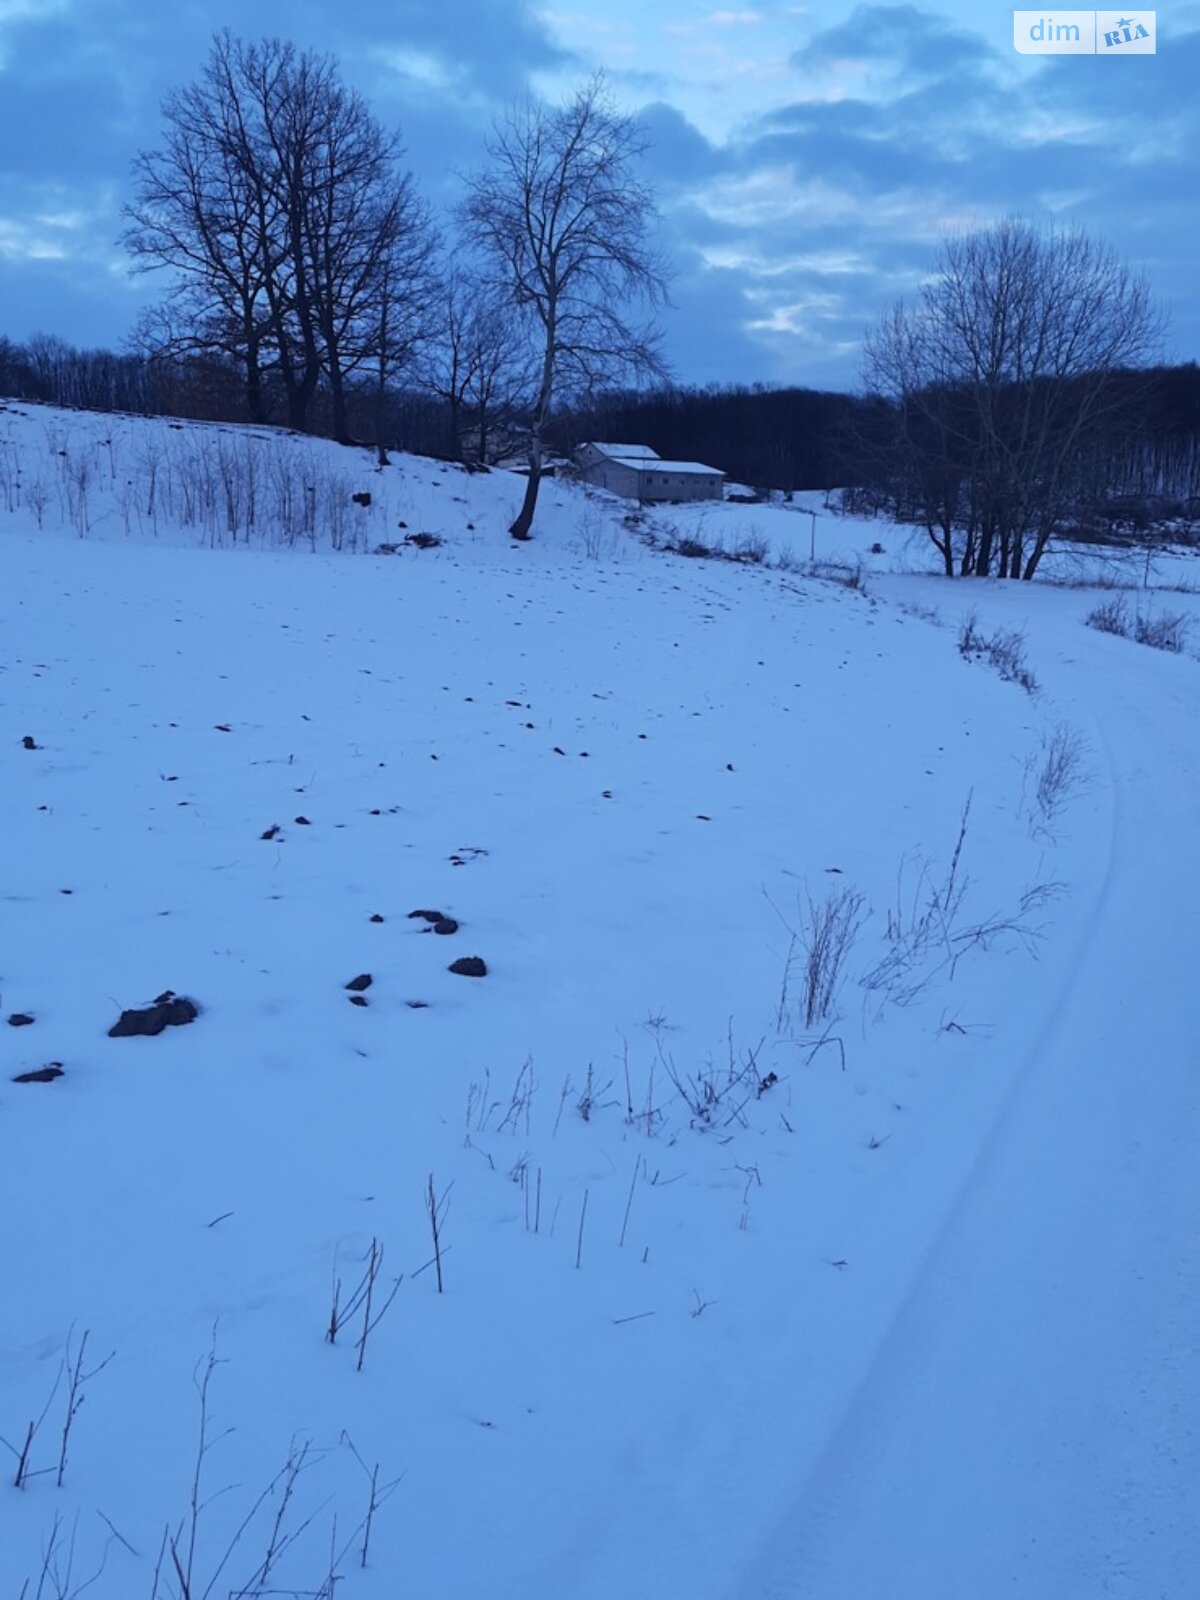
[0,333,175,414]
[860,220,1165,579]
[123,32,436,442]
[419,270,528,465]
[5,27,1183,554]
[117,34,669,535]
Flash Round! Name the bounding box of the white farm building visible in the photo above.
[574,442,725,504]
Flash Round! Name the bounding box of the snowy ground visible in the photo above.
[1,402,1196,1598]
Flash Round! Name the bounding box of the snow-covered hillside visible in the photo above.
[1,402,1197,1599]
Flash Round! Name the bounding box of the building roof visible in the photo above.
[626,459,725,477]
[585,442,660,460]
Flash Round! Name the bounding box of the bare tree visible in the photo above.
[0,335,44,399]
[420,268,482,461]
[863,219,1164,578]
[422,269,528,461]
[124,32,435,437]
[123,32,280,422]
[466,296,532,465]
[296,71,437,442]
[462,74,669,538]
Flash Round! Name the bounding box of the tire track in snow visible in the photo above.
[737,627,1200,1600]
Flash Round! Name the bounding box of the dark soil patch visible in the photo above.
[13,1063,63,1084]
[345,973,373,992]
[432,919,459,935]
[108,993,199,1038]
[448,956,487,978]
[7,1013,35,1027]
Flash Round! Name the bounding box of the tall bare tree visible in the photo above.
[123,32,278,421]
[292,62,436,441]
[124,32,435,437]
[864,219,1163,578]
[462,75,669,538]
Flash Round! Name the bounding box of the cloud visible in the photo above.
[792,3,991,76]
[0,218,69,263]
[0,0,569,344]
[0,0,71,65]
[666,8,765,34]
[637,100,728,185]
[648,5,1200,384]
[0,0,1196,389]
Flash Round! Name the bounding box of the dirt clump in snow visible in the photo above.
[108,992,199,1038]
[448,956,487,978]
[13,1063,64,1084]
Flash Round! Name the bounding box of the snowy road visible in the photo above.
[740,594,1200,1600]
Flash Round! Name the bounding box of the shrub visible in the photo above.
[958,611,1037,693]
[1085,597,1192,652]
[575,503,622,560]
[809,559,868,592]
[672,536,718,559]
[1085,597,1132,636]
[1133,609,1192,653]
[731,529,769,565]
[800,886,867,1028]
[1024,722,1089,831]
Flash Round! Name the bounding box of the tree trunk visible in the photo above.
[932,521,953,576]
[245,346,264,425]
[283,346,321,433]
[448,395,462,462]
[510,460,540,540]
[974,519,995,576]
[1022,529,1050,579]
[328,350,350,445]
[510,319,556,540]
[286,386,309,432]
[997,523,1011,580]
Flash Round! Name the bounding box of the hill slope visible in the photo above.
[1,402,1195,1598]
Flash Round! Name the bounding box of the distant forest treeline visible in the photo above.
[557,367,1200,510]
[551,384,868,489]
[3,331,1200,524]
[0,332,458,460]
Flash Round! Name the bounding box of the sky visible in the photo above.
[0,0,1197,390]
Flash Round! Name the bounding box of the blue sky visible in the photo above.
[0,0,1195,389]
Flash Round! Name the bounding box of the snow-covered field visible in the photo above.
[1,401,1196,1599]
